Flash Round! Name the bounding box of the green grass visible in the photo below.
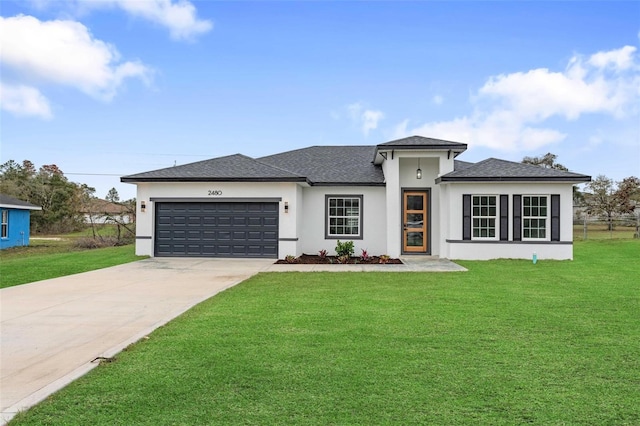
[0,244,145,289]
[10,240,640,425]
[574,223,638,240]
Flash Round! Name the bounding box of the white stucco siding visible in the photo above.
[440,182,576,260]
[133,181,301,257]
[299,186,387,256]
[382,157,401,257]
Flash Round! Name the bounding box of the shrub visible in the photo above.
[360,248,370,262]
[335,240,354,258]
[285,255,297,264]
[337,255,350,264]
[73,237,120,249]
[379,254,390,264]
[318,249,328,259]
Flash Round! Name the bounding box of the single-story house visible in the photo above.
[121,136,591,260]
[81,198,133,224]
[0,194,42,250]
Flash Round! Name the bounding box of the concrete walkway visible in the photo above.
[0,256,465,423]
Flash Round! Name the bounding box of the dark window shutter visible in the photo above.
[513,195,522,241]
[500,194,509,241]
[463,194,471,240]
[551,194,560,241]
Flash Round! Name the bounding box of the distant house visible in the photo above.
[0,194,42,250]
[81,198,132,224]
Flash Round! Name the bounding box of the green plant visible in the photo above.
[337,255,350,264]
[378,254,390,264]
[360,248,370,261]
[335,240,354,258]
[285,255,296,264]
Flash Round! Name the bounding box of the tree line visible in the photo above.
[0,160,134,234]
[522,153,640,230]
[1,155,638,235]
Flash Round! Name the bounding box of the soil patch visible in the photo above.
[275,254,403,265]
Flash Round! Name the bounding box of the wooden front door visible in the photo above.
[403,190,428,253]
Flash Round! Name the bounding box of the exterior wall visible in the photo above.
[299,186,387,256]
[0,208,31,250]
[440,182,575,260]
[382,155,401,257]
[132,181,301,258]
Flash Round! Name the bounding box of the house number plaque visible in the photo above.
[208,190,223,196]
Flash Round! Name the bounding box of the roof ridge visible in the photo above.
[252,157,307,178]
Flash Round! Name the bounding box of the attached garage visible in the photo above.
[154,200,279,258]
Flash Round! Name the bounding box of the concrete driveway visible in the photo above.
[0,258,273,423]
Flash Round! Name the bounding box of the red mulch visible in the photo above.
[275,254,402,265]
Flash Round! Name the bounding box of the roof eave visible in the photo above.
[435,176,592,184]
[308,181,386,187]
[0,204,42,210]
[120,177,308,183]
[373,145,467,163]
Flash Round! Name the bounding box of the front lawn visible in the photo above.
[0,245,145,289]
[10,240,640,425]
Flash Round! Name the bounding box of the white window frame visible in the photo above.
[325,195,363,239]
[1,210,8,239]
[471,195,498,240]
[522,195,549,241]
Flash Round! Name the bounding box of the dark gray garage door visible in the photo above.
[154,202,279,258]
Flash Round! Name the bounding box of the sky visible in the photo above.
[1,0,639,201]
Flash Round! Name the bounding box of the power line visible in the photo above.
[65,173,124,176]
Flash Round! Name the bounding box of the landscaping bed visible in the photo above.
[275,253,402,264]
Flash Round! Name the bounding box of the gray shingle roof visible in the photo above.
[377,135,468,149]
[121,154,306,182]
[454,160,474,171]
[0,194,42,210]
[437,158,591,183]
[259,146,384,185]
[373,135,468,162]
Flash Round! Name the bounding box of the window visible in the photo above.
[325,195,363,239]
[1,210,7,238]
[523,195,548,239]
[472,196,497,239]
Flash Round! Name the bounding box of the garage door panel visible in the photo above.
[263,231,277,240]
[263,217,278,227]
[154,202,279,258]
[217,216,232,226]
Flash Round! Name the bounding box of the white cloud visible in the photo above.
[347,102,384,136]
[102,0,212,41]
[28,0,212,41]
[0,14,152,107]
[588,45,636,71]
[0,83,52,119]
[396,45,639,151]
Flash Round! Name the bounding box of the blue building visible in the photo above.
[0,194,42,250]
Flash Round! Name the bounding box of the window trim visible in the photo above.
[522,195,550,241]
[324,195,363,240]
[471,195,498,240]
[1,210,8,239]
